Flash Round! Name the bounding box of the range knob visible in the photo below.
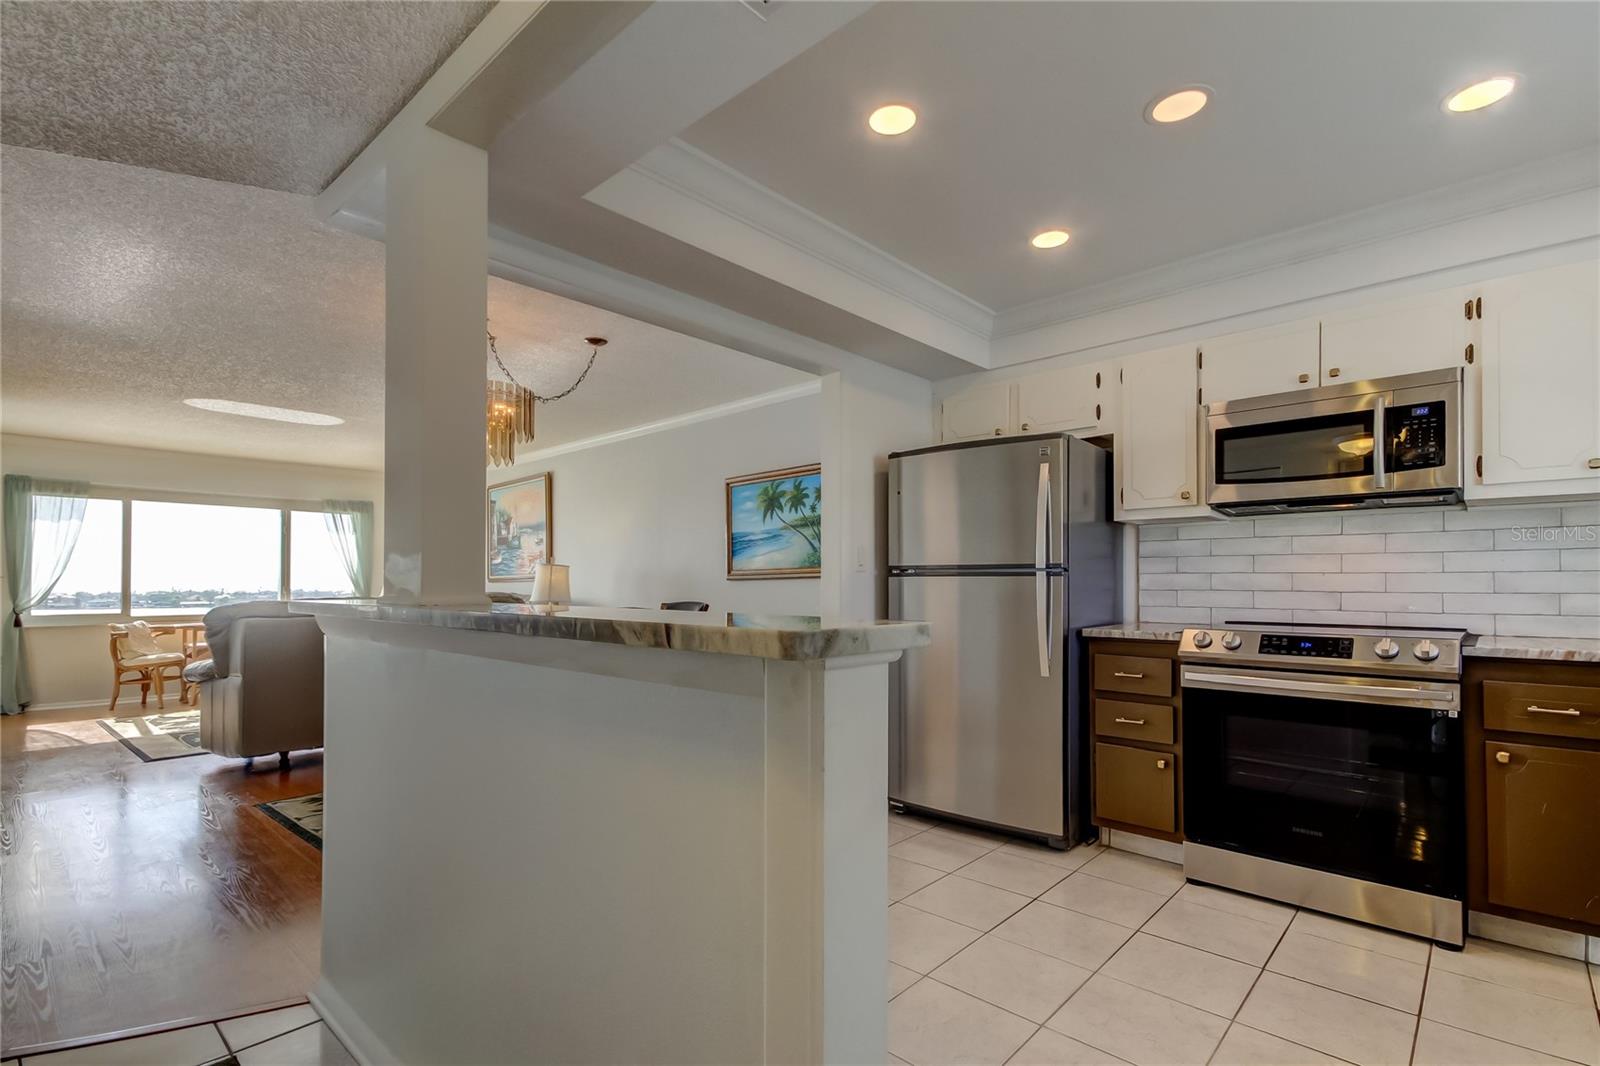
[1412,639,1440,662]
[1191,631,1213,648]
[1220,632,1242,650]
[1374,638,1401,660]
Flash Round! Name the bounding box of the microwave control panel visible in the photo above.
[1387,402,1447,470]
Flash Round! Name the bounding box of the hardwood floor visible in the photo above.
[1,705,323,1057]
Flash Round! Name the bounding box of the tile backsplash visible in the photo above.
[1137,503,1600,638]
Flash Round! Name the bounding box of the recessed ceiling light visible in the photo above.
[183,398,344,425]
[867,104,917,136]
[1444,75,1516,113]
[1031,229,1071,249]
[1145,86,1211,124]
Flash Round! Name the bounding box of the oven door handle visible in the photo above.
[1183,669,1454,704]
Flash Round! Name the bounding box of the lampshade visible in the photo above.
[531,562,571,607]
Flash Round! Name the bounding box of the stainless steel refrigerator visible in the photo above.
[887,434,1118,846]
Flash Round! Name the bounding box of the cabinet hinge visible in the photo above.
[1095,403,1101,421]
[1119,368,1124,384]
[1464,299,1474,321]
[1476,455,1484,479]
[1119,488,1124,505]
[1464,343,1474,365]
[1095,372,1101,389]
[1196,387,1203,405]
[1196,349,1203,369]
[1476,296,1483,319]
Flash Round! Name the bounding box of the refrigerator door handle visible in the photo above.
[1036,461,1051,677]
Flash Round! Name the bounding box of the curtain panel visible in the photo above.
[3,475,91,713]
[322,500,375,598]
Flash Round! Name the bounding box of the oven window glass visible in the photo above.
[1184,687,1461,897]
[1215,411,1374,484]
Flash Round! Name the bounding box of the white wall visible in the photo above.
[1,434,383,707]
[486,392,823,615]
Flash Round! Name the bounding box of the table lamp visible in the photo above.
[531,562,571,611]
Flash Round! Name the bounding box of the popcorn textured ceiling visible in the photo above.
[0,148,812,469]
[0,0,494,193]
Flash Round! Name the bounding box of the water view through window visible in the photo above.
[131,500,280,614]
[31,497,123,614]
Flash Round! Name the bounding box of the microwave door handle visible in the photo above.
[1372,395,1388,489]
[1035,461,1051,677]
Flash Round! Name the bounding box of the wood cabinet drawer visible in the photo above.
[1094,698,1175,745]
[1093,654,1172,697]
[1094,742,1176,834]
[1484,741,1600,925]
[1484,681,1600,741]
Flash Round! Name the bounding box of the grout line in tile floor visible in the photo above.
[887,812,1599,1066]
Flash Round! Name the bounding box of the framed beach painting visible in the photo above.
[487,472,552,582]
[726,464,821,579]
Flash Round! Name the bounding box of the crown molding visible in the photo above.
[507,381,822,465]
[585,139,995,363]
[995,147,1600,339]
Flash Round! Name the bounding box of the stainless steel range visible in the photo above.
[1179,623,1471,947]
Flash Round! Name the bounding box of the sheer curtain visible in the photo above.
[322,500,375,598]
[3,475,91,714]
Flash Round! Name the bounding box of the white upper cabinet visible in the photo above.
[1117,343,1203,517]
[1319,290,1466,385]
[1016,360,1115,437]
[1476,259,1600,489]
[940,382,1012,442]
[1200,319,1320,406]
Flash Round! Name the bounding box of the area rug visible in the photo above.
[258,793,323,850]
[97,710,204,761]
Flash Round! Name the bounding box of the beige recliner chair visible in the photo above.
[185,602,324,769]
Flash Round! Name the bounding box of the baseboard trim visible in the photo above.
[24,698,114,713]
[311,978,400,1066]
[1468,910,1598,962]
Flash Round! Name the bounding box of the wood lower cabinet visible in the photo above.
[1467,657,1600,936]
[1483,741,1600,926]
[1088,638,1182,841]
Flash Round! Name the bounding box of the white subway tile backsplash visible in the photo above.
[1444,551,1559,571]
[1292,573,1385,592]
[1294,533,1386,554]
[1255,553,1344,572]
[1254,591,1340,610]
[1385,572,1494,593]
[1494,615,1600,639]
[1210,536,1292,556]
[1342,592,1444,613]
[1443,506,1564,530]
[1340,511,1443,534]
[1442,593,1560,615]
[1386,530,1494,552]
[1345,553,1443,573]
[1210,573,1294,591]
[1177,555,1253,573]
[1251,514,1343,536]
[1134,508,1600,638]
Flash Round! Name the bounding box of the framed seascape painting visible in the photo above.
[726,464,821,580]
[487,473,552,582]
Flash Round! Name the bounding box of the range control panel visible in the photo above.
[1259,634,1355,658]
[1387,402,1448,471]
[1178,625,1468,677]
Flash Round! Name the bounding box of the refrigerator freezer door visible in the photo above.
[890,573,1067,838]
[891,437,1065,569]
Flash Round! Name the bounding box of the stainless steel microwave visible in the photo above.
[1204,368,1463,516]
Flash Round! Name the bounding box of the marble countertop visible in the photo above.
[1463,636,1600,664]
[1081,625,1185,642]
[290,600,930,662]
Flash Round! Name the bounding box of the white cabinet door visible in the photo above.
[941,383,1013,442]
[1117,343,1202,515]
[1319,290,1466,385]
[1016,361,1113,436]
[1478,260,1600,488]
[1199,319,1320,406]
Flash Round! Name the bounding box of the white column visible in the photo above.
[381,127,488,606]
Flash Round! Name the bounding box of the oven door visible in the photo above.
[1182,666,1463,899]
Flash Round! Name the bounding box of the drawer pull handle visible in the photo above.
[1114,716,1147,726]
[1113,671,1145,679]
[1155,758,1169,770]
[1527,705,1581,716]
[1494,751,1511,764]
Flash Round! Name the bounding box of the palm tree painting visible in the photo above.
[727,465,822,578]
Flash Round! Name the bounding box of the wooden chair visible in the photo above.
[107,623,185,713]
[178,624,210,706]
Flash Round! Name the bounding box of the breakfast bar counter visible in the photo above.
[292,600,929,1065]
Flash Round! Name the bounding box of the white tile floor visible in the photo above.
[15,1004,355,1066]
[887,812,1600,1066]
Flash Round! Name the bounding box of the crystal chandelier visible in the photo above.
[486,331,605,467]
